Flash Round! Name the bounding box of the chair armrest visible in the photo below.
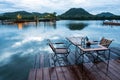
[56,48,68,49]
[54,42,65,44]
[93,40,99,42]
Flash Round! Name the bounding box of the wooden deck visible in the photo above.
[28,47,120,80]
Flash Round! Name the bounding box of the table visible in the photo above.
[66,37,110,73]
[78,44,110,73]
[66,37,98,60]
[66,37,83,46]
[66,37,84,61]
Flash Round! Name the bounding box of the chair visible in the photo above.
[95,37,113,61]
[48,39,70,65]
[99,37,113,48]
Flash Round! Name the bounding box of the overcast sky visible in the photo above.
[0,0,120,15]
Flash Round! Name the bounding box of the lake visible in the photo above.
[0,20,120,80]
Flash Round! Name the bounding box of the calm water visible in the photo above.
[0,20,120,80]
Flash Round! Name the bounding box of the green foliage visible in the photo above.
[0,11,57,20]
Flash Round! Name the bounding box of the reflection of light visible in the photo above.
[18,23,23,30]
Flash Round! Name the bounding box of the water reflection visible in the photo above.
[17,23,23,30]
[0,21,57,30]
[67,23,88,30]
[0,20,120,80]
[13,21,57,30]
[42,21,56,29]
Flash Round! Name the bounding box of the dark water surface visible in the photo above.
[0,20,120,80]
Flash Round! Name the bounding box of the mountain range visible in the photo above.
[60,8,119,20]
[0,8,120,20]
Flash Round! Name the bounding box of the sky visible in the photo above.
[0,0,120,15]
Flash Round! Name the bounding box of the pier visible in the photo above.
[28,47,120,80]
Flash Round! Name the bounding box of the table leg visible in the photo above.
[106,49,110,74]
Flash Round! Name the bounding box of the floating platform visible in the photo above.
[103,21,120,25]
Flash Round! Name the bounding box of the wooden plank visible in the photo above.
[49,53,54,67]
[73,66,83,80]
[110,60,120,72]
[28,69,36,80]
[108,61,120,80]
[61,66,78,80]
[49,67,58,80]
[111,60,120,70]
[43,68,50,80]
[67,66,83,80]
[116,59,120,63]
[95,61,120,80]
[72,65,83,80]
[110,47,120,52]
[110,48,120,56]
[114,47,120,51]
[86,62,111,80]
[39,54,44,68]
[44,53,50,67]
[82,63,103,80]
[55,67,66,80]
[34,55,38,69]
[34,54,41,69]
[109,51,119,60]
[36,69,43,80]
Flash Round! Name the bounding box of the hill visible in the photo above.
[60,8,93,19]
[0,11,56,20]
[2,11,33,20]
[96,12,116,17]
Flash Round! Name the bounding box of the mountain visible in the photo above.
[3,11,32,16]
[60,8,93,19]
[32,12,42,16]
[96,12,116,17]
[2,11,33,19]
[0,11,56,20]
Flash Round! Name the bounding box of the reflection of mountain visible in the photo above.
[67,23,88,30]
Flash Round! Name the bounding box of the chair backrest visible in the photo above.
[99,37,113,48]
[48,39,55,52]
[100,37,105,45]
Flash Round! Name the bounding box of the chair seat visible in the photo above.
[55,48,68,54]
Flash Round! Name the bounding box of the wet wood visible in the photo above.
[28,60,120,80]
[28,47,120,80]
[28,69,36,80]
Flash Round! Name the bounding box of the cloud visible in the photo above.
[0,0,120,15]
[12,36,43,47]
